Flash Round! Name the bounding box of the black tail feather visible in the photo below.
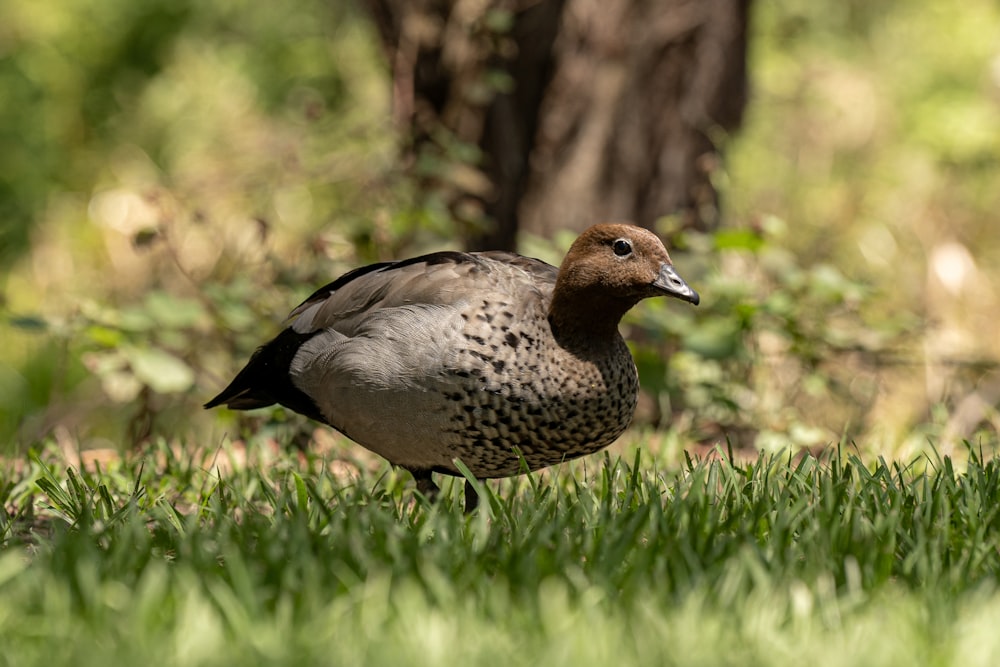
[204,328,328,424]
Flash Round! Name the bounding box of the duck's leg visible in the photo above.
[410,469,440,503]
[464,479,480,514]
[411,469,479,512]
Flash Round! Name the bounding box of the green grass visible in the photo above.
[3,439,1000,666]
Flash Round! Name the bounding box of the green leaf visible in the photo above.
[85,325,124,348]
[682,317,744,359]
[484,8,514,33]
[292,471,308,511]
[7,315,48,331]
[713,229,765,252]
[144,291,207,329]
[125,347,195,394]
[118,309,156,332]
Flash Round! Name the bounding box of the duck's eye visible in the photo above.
[612,239,633,257]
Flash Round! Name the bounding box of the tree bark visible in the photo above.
[363,0,751,249]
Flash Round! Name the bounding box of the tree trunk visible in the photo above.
[364,0,751,250]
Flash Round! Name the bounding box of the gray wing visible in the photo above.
[287,250,557,336]
[204,248,558,448]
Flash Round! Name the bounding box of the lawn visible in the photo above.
[3,435,1000,666]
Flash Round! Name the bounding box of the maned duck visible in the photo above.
[206,223,699,511]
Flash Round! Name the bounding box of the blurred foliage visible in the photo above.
[1,0,999,455]
[0,0,459,447]
[722,0,1000,451]
[629,216,918,450]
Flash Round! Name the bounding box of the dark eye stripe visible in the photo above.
[613,239,632,256]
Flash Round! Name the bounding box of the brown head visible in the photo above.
[548,223,699,338]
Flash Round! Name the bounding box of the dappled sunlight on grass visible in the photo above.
[3,436,1000,665]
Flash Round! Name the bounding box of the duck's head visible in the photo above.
[549,223,698,338]
[557,222,699,302]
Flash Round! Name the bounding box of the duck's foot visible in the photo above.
[464,479,479,514]
[409,470,480,513]
[411,470,440,503]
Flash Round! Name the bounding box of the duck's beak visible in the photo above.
[653,264,700,305]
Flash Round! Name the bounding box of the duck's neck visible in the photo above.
[547,288,634,347]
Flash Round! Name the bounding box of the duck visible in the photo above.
[205,223,699,511]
